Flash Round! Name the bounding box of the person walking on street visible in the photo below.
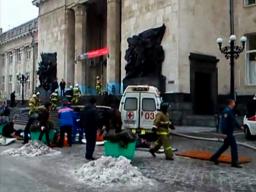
[58,100,74,147]
[149,102,175,160]
[80,97,100,160]
[60,79,66,97]
[210,99,244,168]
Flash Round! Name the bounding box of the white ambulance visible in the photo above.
[119,85,162,135]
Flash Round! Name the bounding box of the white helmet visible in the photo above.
[32,94,37,97]
[75,83,79,87]
[36,92,40,95]
[253,94,256,100]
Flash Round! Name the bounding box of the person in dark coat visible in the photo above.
[59,79,66,97]
[38,102,52,146]
[10,91,16,107]
[210,99,244,168]
[80,97,99,160]
[51,79,59,93]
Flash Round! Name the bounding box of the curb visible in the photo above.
[172,132,256,151]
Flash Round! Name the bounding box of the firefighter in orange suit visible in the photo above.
[149,102,174,160]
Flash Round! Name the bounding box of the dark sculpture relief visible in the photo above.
[123,24,166,92]
[124,24,166,78]
[37,53,57,92]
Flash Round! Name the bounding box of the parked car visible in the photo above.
[243,115,256,139]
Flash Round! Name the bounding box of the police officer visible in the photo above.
[210,99,244,168]
[149,102,174,160]
[72,83,81,104]
[50,90,59,111]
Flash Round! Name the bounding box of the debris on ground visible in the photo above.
[75,156,155,188]
[1,141,60,157]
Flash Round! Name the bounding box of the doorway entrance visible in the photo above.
[190,53,219,115]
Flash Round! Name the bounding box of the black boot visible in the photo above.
[149,149,156,157]
[209,157,219,165]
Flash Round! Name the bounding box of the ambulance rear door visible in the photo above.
[120,92,140,129]
[139,92,158,130]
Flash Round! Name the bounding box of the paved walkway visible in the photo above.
[1,135,256,192]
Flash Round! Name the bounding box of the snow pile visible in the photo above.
[1,141,60,157]
[75,156,154,188]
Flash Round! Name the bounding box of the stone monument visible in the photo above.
[37,53,57,102]
[123,24,166,93]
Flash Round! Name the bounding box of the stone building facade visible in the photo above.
[0,19,38,100]
[33,0,255,114]
[33,0,119,94]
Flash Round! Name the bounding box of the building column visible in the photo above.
[107,0,121,94]
[65,8,75,86]
[12,50,17,94]
[4,53,9,96]
[74,4,87,93]
[21,47,28,99]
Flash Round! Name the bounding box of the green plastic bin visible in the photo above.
[30,130,56,144]
[0,124,6,135]
[104,140,136,160]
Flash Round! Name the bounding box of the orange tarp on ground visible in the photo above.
[176,150,251,164]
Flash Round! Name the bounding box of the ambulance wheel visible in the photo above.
[244,125,252,140]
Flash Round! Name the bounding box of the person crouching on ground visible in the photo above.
[149,102,175,160]
[58,100,74,147]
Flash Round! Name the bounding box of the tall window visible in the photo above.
[244,0,256,6]
[9,75,12,82]
[25,47,31,60]
[1,76,5,91]
[8,53,13,64]
[8,75,12,94]
[17,49,21,62]
[16,82,20,96]
[246,34,256,85]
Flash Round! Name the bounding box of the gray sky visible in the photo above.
[0,0,38,32]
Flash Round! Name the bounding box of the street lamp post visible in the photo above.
[16,73,29,105]
[217,35,247,99]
